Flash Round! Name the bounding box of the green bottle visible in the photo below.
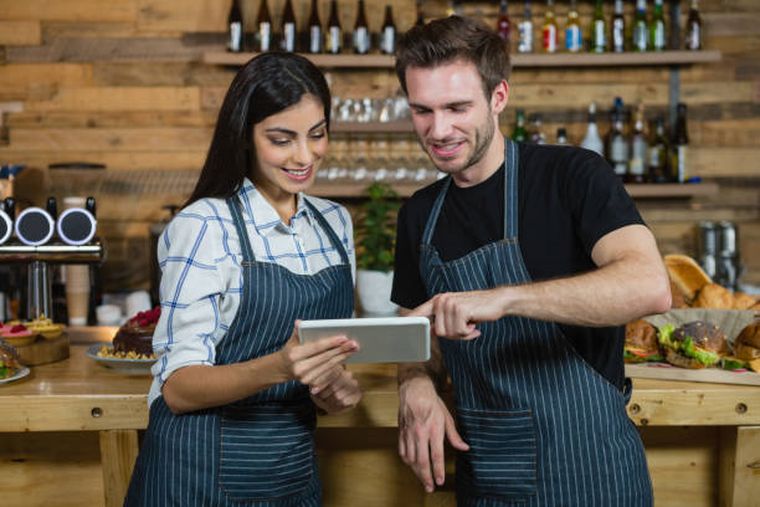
[512,109,528,142]
[632,0,648,52]
[650,0,666,50]
[591,0,606,53]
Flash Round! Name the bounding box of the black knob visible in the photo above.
[4,197,15,219]
[46,196,58,219]
[86,196,97,218]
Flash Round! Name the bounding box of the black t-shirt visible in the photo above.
[391,143,645,390]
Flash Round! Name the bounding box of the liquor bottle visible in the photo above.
[307,0,322,54]
[227,0,243,53]
[257,0,272,52]
[511,109,528,142]
[530,114,546,144]
[628,103,647,183]
[497,0,512,44]
[685,0,702,50]
[607,97,629,178]
[580,102,604,157]
[650,0,666,51]
[565,0,582,53]
[556,127,569,145]
[611,0,625,53]
[353,0,370,55]
[668,0,681,50]
[280,0,297,52]
[517,1,534,53]
[648,116,670,183]
[542,0,558,53]
[671,103,689,182]
[326,0,342,54]
[632,0,648,52]
[415,1,425,26]
[380,5,396,55]
[591,0,607,53]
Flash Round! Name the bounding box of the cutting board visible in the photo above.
[15,334,70,366]
[626,363,760,387]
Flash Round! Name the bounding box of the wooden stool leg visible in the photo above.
[99,429,139,507]
[720,426,760,507]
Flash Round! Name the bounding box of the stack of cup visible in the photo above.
[63,197,90,325]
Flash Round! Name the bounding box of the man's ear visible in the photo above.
[491,80,509,115]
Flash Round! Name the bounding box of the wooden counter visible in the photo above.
[2,330,759,506]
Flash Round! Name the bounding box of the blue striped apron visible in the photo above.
[125,197,354,506]
[419,139,653,506]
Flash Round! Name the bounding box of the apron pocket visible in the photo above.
[457,407,538,500]
[219,402,316,502]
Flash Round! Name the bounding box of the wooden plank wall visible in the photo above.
[0,0,758,292]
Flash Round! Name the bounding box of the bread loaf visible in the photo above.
[664,254,712,303]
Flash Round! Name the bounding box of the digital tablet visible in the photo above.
[298,316,430,364]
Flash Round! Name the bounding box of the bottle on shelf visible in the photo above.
[256,0,273,52]
[581,102,604,157]
[611,0,625,53]
[650,0,666,51]
[529,114,546,144]
[517,1,534,53]
[496,0,512,45]
[556,127,569,145]
[353,0,370,55]
[607,97,629,178]
[632,0,649,52]
[591,0,607,53]
[668,0,681,50]
[307,0,322,54]
[565,0,582,53]
[326,0,342,54]
[380,5,397,55]
[511,109,528,142]
[542,0,558,53]
[280,0,297,52]
[685,0,702,50]
[647,116,670,183]
[671,102,689,183]
[628,103,647,183]
[227,0,244,53]
[415,0,425,26]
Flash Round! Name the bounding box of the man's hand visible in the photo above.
[310,367,362,414]
[398,376,469,493]
[413,288,507,340]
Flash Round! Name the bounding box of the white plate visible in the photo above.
[86,344,157,372]
[0,366,30,385]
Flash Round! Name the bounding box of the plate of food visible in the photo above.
[86,306,161,373]
[0,340,30,384]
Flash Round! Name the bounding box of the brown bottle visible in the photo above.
[685,0,702,50]
[307,0,322,54]
[353,0,370,54]
[281,0,297,52]
[227,0,243,53]
[326,0,342,54]
[256,0,272,52]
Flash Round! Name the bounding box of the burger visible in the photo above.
[624,320,663,363]
[658,320,728,369]
[0,340,21,379]
[733,323,760,372]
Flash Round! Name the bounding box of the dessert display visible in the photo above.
[97,306,160,360]
[25,315,64,340]
[1,324,36,347]
[0,340,22,379]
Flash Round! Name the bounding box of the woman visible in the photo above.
[126,52,361,506]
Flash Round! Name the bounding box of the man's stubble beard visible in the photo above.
[418,115,496,176]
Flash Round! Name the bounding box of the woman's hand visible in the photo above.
[310,367,362,414]
[276,321,359,386]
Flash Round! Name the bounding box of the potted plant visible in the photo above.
[355,182,400,315]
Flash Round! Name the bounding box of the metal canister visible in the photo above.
[718,220,738,257]
[697,221,718,278]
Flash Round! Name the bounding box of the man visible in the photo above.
[392,16,671,506]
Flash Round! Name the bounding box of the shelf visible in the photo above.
[202,50,721,69]
[331,121,413,133]
[311,182,719,199]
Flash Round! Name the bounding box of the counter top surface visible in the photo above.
[2,327,760,431]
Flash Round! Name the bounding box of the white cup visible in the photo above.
[96,304,123,326]
[66,265,90,326]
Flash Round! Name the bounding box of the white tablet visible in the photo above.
[298,316,430,364]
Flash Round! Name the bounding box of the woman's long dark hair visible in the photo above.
[186,52,331,206]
